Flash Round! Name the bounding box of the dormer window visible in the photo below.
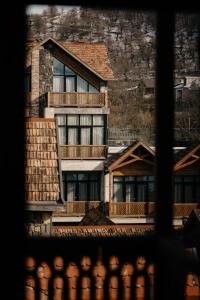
[53,57,98,93]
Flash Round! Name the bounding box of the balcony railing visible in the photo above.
[65,201,101,216]
[47,92,106,107]
[109,202,198,218]
[60,145,107,159]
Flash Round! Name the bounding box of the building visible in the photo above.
[25,38,200,236]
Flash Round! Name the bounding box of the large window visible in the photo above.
[113,176,155,202]
[174,176,200,203]
[56,114,106,145]
[53,57,98,92]
[63,172,101,201]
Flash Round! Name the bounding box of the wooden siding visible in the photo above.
[60,145,107,159]
[47,92,106,107]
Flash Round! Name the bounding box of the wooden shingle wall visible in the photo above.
[25,119,60,202]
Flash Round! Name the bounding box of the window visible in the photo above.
[174,176,200,203]
[63,172,100,201]
[24,66,31,92]
[113,176,155,202]
[56,114,106,145]
[53,57,98,92]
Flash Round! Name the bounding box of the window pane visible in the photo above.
[56,115,66,125]
[58,127,66,144]
[174,184,182,203]
[66,173,77,181]
[125,176,135,182]
[79,182,87,201]
[68,115,79,125]
[53,58,64,75]
[137,176,148,181]
[80,115,92,125]
[93,127,104,145]
[89,84,98,92]
[77,76,88,92]
[126,183,135,202]
[65,65,75,75]
[137,183,146,201]
[148,182,155,202]
[81,128,91,144]
[185,185,193,202]
[114,177,123,182]
[78,173,88,181]
[68,128,78,144]
[93,115,104,125]
[66,77,75,92]
[113,183,123,202]
[175,176,182,182]
[90,173,99,180]
[53,76,64,92]
[90,182,99,201]
[184,176,193,182]
[66,182,76,201]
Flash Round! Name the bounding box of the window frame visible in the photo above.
[113,175,155,202]
[63,171,101,201]
[53,57,99,92]
[56,114,107,145]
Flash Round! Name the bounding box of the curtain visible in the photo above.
[58,127,66,144]
[81,128,91,144]
[93,115,104,125]
[80,115,92,125]
[113,183,123,202]
[68,115,79,125]
[90,182,99,201]
[174,184,182,203]
[66,182,76,201]
[93,127,104,145]
[66,77,75,92]
[137,183,146,202]
[68,128,78,144]
[53,76,64,92]
[184,184,193,202]
[77,76,88,92]
[126,183,135,202]
[79,183,87,201]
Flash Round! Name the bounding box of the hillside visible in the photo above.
[26,7,200,145]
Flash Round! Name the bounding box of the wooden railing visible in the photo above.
[109,202,198,218]
[60,145,107,159]
[47,92,106,107]
[65,201,101,216]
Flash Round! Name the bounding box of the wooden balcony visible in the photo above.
[60,145,107,159]
[109,202,198,218]
[65,201,101,216]
[47,92,106,107]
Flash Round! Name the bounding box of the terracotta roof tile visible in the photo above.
[61,41,115,81]
[25,119,60,204]
[52,225,154,238]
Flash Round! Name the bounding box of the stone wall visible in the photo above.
[25,211,52,236]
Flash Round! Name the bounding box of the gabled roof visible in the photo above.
[35,37,115,81]
[79,208,115,226]
[174,143,200,172]
[106,140,155,172]
[25,118,60,209]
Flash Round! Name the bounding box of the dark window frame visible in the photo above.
[53,57,99,92]
[63,171,101,201]
[174,175,200,203]
[56,114,107,145]
[113,175,155,202]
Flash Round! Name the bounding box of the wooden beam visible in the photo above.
[174,157,200,171]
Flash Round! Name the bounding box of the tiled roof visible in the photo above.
[79,208,115,226]
[25,118,60,203]
[60,41,115,81]
[51,225,154,237]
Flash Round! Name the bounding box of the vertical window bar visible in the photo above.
[155,10,177,300]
